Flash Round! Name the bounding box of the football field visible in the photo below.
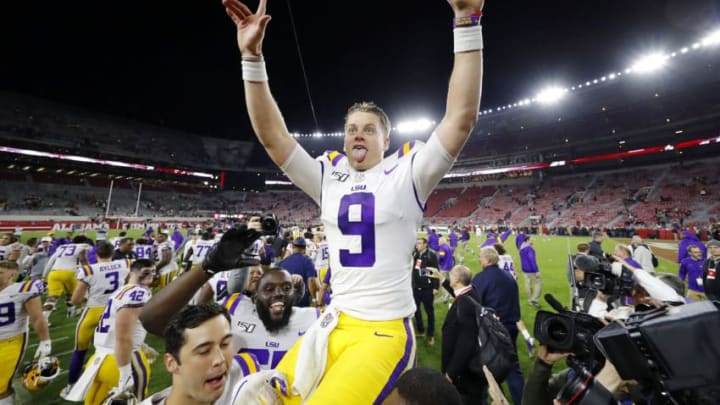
[12,231,681,404]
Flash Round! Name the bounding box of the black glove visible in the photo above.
[202,226,261,275]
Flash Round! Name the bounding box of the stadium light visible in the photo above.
[535,86,567,104]
[702,29,720,47]
[396,118,435,134]
[631,52,669,73]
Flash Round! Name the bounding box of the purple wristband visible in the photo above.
[453,14,482,28]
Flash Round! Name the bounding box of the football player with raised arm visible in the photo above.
[222,0,485,402]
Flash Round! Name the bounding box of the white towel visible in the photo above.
[292,305,340,402]
[65,348,112,401]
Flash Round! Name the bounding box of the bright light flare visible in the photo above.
[535,87,567,104]
[396,118,435,134]
[701,29,720,46]
[631,52,669,73]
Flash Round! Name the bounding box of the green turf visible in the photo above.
[10,231,680,404]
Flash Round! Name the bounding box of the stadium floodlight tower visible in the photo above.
[395,118,436,135]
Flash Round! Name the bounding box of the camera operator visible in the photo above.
[586,245,684,321]
[702,239,720,301]
[523,345,625,405]
[412,237,440,346]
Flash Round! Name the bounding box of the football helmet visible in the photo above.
[21,356,61,391]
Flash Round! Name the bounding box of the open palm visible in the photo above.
[223,0,272,56]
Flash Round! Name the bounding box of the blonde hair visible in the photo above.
[345,101,391,136]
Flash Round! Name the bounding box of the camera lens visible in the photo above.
[542,317,574,351]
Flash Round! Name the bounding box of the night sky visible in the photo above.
[2,0,718,141]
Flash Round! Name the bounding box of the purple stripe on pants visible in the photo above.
[132,351,149,399]
[373,318,414,405]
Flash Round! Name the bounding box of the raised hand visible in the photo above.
[447,0,485,16]
[223,0,272,56]
[202,226,261,274]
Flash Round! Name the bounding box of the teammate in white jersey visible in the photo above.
[61,242,132,398]
[223,0,484,401]
[155,232,178,288]
[0,261,52,404]
[109,232,128,250]
[67,259,156,405]
[188,232,217,272]
[494,243,517,281]
[224,268,320,370]
[140,303,261,405]
[42,236,92,319]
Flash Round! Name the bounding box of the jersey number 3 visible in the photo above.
[338,192,375,267]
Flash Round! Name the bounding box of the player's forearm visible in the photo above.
[244,81,296,167]
[31,316,50,341]
[437,51,483,157]
[139,268,210,336]
[115,336,133,367]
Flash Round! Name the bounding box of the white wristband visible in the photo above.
[521,329,531,340]
[454,25,483,53]
[242,60,269,82]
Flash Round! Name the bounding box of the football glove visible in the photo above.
[233,370,287,405]
[34,340,52,359]
[202,226,261,275]
[107,364,134,400]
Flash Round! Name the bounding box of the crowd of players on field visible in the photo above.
[1,220,719,405]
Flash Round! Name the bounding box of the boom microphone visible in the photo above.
[545,293,566,313]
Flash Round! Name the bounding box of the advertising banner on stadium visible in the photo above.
[0,217,209,232]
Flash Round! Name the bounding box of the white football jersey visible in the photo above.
[190,240,216,266]
[313,240,329,271]
[0,279,44,339]
[94,284,151,351]
[134,244,155,261]
[110,237,123,249]
[77,259,131,307]
[207,272,231,304]
[304,146,424,320]
[154,241,177,274]
[0,244,10,261]
[224,293,319,370]
[50,243,89,271]
[498,254,517,280]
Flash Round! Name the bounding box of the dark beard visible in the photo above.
[256,302,292,333]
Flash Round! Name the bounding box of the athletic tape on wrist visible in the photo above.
[242,60,269,82]
[454,25,483,53]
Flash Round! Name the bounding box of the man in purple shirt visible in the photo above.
[519,236,542,308]
[428,228,440,251]
[448,230,458,250]
[679,245,706,301]
[437,237,455,273]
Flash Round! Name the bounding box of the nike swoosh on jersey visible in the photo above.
[298,330,306,336]
[373,331,393,338]
[384,164,399,175]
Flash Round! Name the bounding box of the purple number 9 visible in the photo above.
[338,192,375,267]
